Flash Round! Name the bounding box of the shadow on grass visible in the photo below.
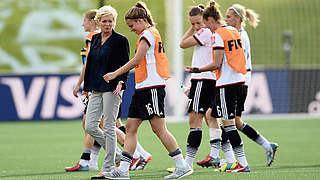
[240,164,320,171]
[277,164,320,169]
[0,171,70,178]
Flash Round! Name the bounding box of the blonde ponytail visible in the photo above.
[245,9,260,28]
[229,4,260,29]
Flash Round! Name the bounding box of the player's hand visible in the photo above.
[73,84,80,97]
[185,66,192,73]
[185,66,200,73]
[103,72,117,83]
[81,91,89,99]
[113,81,123,95]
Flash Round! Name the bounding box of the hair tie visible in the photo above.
[231,7,242,18]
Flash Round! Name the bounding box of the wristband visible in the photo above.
[193,67,200,73]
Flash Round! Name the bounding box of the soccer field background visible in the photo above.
[1,118,319,180]
[1,0,320,179]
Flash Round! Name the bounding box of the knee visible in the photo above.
[85,122,97,135]
[151,125,165,136]
[125,124,138,135]
[189,112,203,128]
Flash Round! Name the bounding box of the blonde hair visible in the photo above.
[95,5,118,28]
[125,1,155,27]
[84,9,97,20]
[228,4,260,28]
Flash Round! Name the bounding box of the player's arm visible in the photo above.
[180,27,197,48]
[73,60,87,97]
[103,39,149,82]
[73,42,91,97]
[185,49,223,73]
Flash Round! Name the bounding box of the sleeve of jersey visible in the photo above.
[139,30,155,47]
[194,28,211,46]
[85,33,93,46]
[213,33,224,50]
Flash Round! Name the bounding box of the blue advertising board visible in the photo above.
[0,73,135,121]
[1,69,319,121]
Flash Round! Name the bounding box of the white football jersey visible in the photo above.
[213,26,245,87]
[191,28,216,80]
[135,29,165,89]
[239,29,252,86]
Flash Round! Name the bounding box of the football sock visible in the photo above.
[240,123,271,151]
[136,142,152,160]
[256,135,272,151]
[118,126,126,134]
[185,128,202,167]
[91,140,101,156]
[224,125,248,167]
[239,123,259,141]
[222,141,236,164]
[133,149,140,159]
[118,151,132,172]
[169,148,188,169]
[209,128,222,158]
[221,126,236,163]
[79,149,91,166]
[233,145,248,167]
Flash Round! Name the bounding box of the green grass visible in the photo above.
[1,118,320,180]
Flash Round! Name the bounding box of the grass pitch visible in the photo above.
[1,118,320,180]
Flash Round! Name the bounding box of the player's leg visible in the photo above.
[103,117,142,179]
[185,80,214,168]
[149,116,193,179]
[82,114,95,168]
[116,108,152,161]
[89,139,101,170]
[207,109,222,165]
[65,114,92,172]
[197,81,222,168]
[185,111,203,167]
[115,125,142,171]
[147,87,192,178]
[219,127,237,172]
[220,85,249,172]
[196,108,222,168]
[235,85,278,166]
[116,108,152,170]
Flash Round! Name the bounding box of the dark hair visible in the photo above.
[203,0,222,22]
[125,1,155,26]
[189,4,205,16]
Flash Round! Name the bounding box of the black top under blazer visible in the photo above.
[84,30,130,92]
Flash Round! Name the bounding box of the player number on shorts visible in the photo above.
[216,106,222,116]
[187,99,192,109]
[145,103,153,115]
